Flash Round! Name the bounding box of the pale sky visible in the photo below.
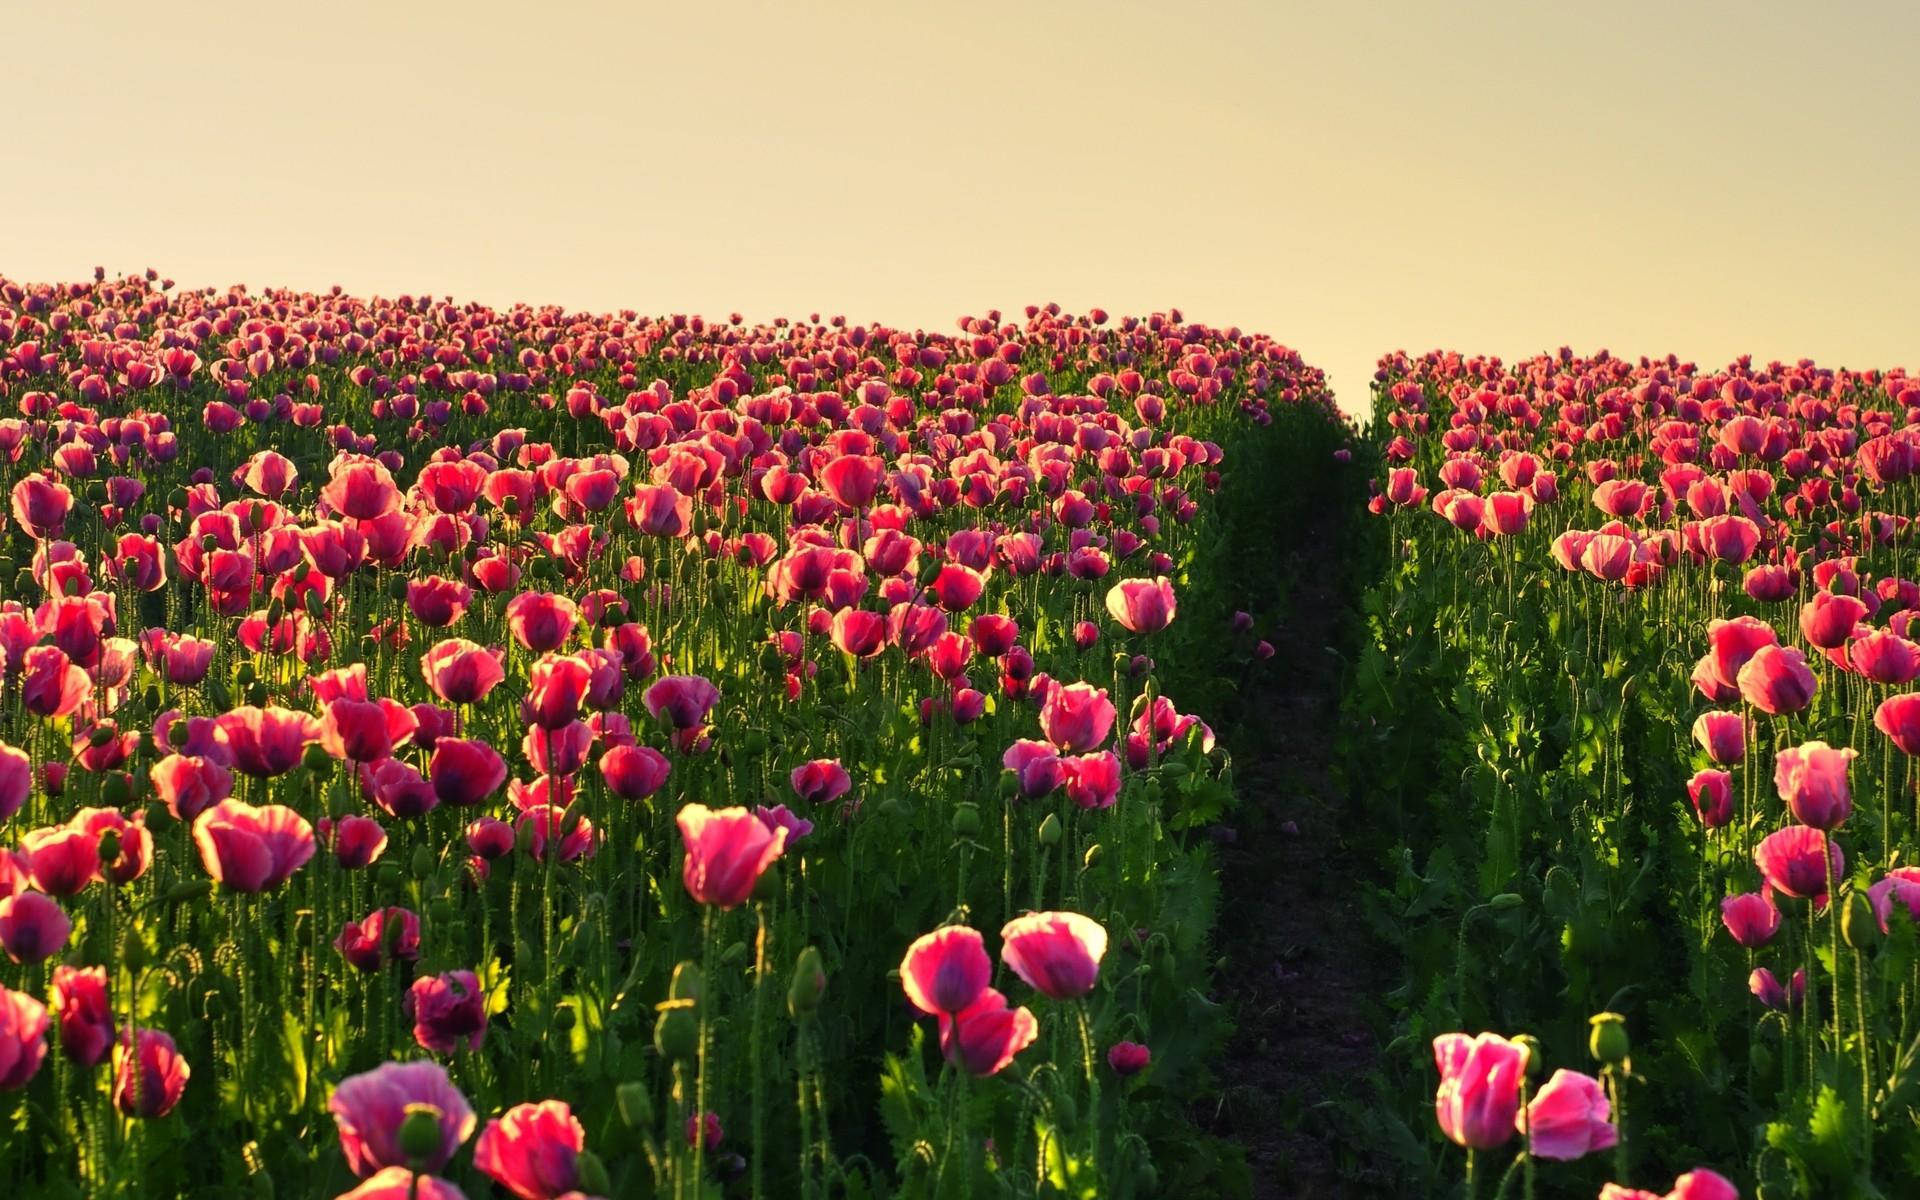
[7,1,1916,416]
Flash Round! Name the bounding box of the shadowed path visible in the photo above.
[1198,498,1398,1197]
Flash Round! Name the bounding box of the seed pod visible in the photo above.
[1513,1033,1545,1080]
[654,999,699,1061]
[100,775,131,808]
[1588,1012,1630,1065]
[398,1104,447,1166]
[951,802,982,837]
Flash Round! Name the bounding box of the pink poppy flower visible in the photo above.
[999,911,1107,999]
[1518,1068,1616,1160]
[676,804,786,909]
[900,925,992,1016]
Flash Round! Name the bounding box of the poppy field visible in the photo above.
[1355,350,1920,1199]
[0,270,1350,1198]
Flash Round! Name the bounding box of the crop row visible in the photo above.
[0,271,1349,1198]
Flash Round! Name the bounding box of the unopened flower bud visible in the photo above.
[789,946,826,1018]
[1038,812,1063,846]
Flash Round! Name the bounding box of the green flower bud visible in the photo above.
[575,1150,611,1195]
[1488,892,1524,911]
[617,1080,654,1127]
[167,721,191,748]
[951,802,982,837]
[752,864,781,902]
[385,576,410,602]
[375,861,406,891]
[1038,812,1063,846]
[87,724,115,748]
[164,879,214,904]
[410,845,435,880]
[96,828,123,867]
[1843,891,1882,950]
[721,940,749,967]
[668,960,705,1003]
[1588,1012,1630,1065]
[244,680,268,707]
[235,662,258,686]
[1083,842,1103,870]
[788,946,827,1018]
[302,743,334,774]
[121,929,149,972]
[427,897,456,925]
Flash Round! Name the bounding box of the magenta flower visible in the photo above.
[329,1059,475,1176]
[405,970,487,1055]
[1000,911,1107,1000]
[1105,576,1177,634]
[900,925,992,1016]
[1754,825,1843,906]
[472,1099,586,1200]
[1773,741,1855,829]
[1518,1068,1616,1160]
[1432,1032,1529,1149]
[676,803,786,909]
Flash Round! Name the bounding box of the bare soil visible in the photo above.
[1197,503,1400,1197]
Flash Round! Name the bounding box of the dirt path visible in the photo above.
[1198,500,1398,1197]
